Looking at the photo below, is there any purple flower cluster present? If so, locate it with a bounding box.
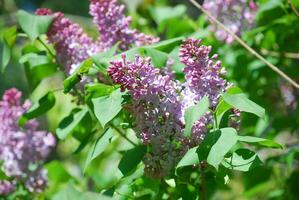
[36,8,101,74]
[203,0,258,43]
[36,0,158,74]
[89,0,159,51]
[109,55,185,177]
[108,38,229,178]
[0,88,55,195]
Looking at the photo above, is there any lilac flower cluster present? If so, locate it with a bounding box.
[108,39,228,178]
[36,0,158,74]
[89,0,159,51]
[109,55,185,178]
[203,0,258,43]
[0,88,55,195]
[36,8,101,74]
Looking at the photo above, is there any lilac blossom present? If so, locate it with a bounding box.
[36,8,101,74]
[0,88,55,194]
[108,38,230,178]
[203,0,258,43]
[89,0,159,50]
[0,180,15,196]
[108,55,186,178]
[36,0,159,75]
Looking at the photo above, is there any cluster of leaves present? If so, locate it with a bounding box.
[1,0,298,199]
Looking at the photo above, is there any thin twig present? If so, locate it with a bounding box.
[37,37,55,58]
[110,123,137,146]
[189,0,299,90]
[288,0,299,17]
[261,49,299,60]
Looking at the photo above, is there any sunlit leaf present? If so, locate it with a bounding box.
[222,148,262,171]
[17,10,54,41]
[92,89,123,128]
[183,96,210,137]
[56,107,91,140]
[19,91,56,126]
[222,93,265,118]
[238,136,283,149]
[84,128,114,172]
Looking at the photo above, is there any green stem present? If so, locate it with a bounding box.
[37,37,55,58]
[110,123,137,146]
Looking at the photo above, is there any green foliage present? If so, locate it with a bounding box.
[118,145,147,176]
[84,128,113,172]
[56,107,92,140]
[0,26,17,73]
[19,91,56,126]
[92,89,123,128]
[17,10,54,41]
[183,96,210,137]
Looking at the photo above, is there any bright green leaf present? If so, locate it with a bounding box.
[149,5,186,25]
[92,89,123,128]
[238,136,283,149]
[1,26,17,73]
[183,96,210,137]
[56,107,90,140]
[143,48,169,68]
[84,128,114,172]
[19,91,55,126]
[207,128,238,170]
[17,10,54,41]
[222,148,262,171]
[222,93,265,119]
[176,146,199,169]
[63,59,93,93]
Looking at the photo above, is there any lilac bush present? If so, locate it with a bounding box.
[0,88,55,195]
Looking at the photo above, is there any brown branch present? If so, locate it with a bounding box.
[288,0,299,18]
[189,0,299,90]
[261,49,299,60]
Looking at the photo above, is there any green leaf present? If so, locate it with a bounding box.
[17,10,54,41]
[63,59,93,93]
[149,5,186,25]
[237,136,283,149]
[84,128,114,172]
[143,48,169,68]
[222,148,262,171]
[45,161,71,183]
[22,52,58,90]
[176,146,199,169]
[92,43,118,73]
[215,86,243,125]
[118,145,147,176]
[222,93,265,119]
[183,96,210,137]
[1,26,17,73]
[92,89,123,128]
[56,107,91,140]
[197,128,238,170]
[147,37,184,53]
[19,91,55,126]
[207,128,238,170]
